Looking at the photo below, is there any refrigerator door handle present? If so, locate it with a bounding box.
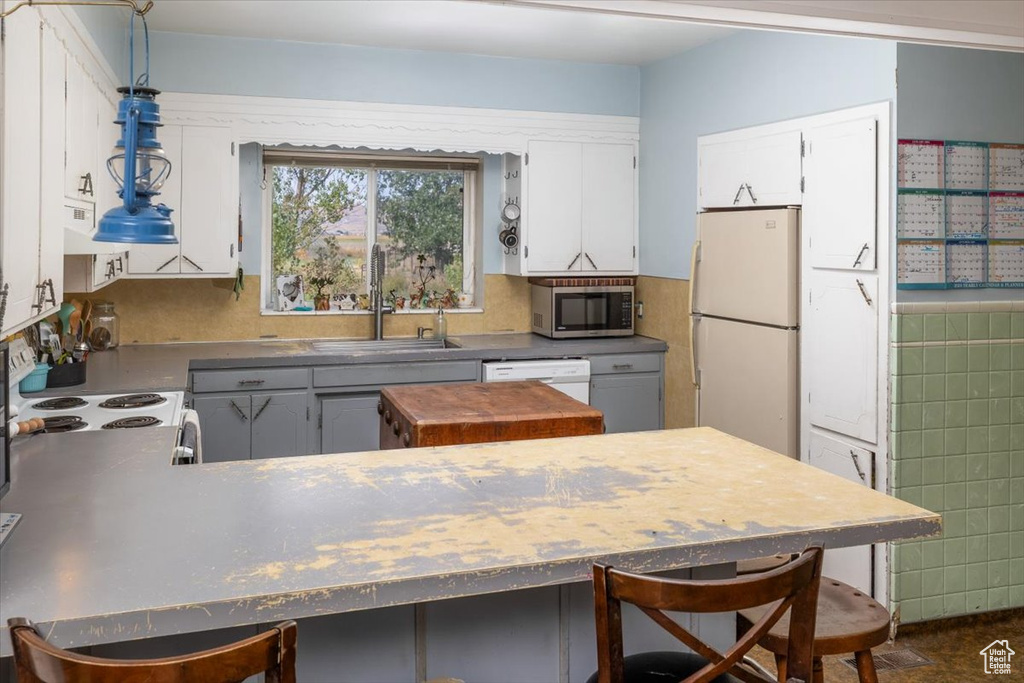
[689,239,701,315]
[690,314,700,388]
[689,238,701,388]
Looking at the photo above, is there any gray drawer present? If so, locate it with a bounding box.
[588,353,662,375]
[313,360,479,389]
[191,368,309,393]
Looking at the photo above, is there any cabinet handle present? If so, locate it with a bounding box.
[237,379,265,386]
[377,401,385,415]
[0,282,9,332]
[732,183,756,205]
[79,172,93,197]
[612,363,633,371]
[393,421,401,436]
[566,252,581,270]
[384,410,392,425]
[585,253,597,270]
[182,255,204,272]
[403,432,411,447]
[856,279,873,307]
[156,255,179,272]
[230,400,248,422]
[852,242,869,268]
[253,397,272,422]
[116,256,124,273]
[850,450,867,482]
[106,260,116,280]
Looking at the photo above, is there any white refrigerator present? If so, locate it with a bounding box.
[690,208,800,458]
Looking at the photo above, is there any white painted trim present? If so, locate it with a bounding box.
[157,92,640,155]
[49,7,121,103]
[501,0,1024,51]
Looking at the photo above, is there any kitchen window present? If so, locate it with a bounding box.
[262,148,480,312]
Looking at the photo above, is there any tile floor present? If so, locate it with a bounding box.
[748,607,1022,682]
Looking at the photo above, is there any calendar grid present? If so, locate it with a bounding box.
[897,138,1024,289]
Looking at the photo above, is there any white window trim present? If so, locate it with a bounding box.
[260,156,481,314]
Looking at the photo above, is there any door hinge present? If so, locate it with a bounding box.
[317,413,322,429]
[633,246,636,258]
[231,141,235,156]
[524,245,528,259]
[800,138,805,157]
[230,243,234,257]
[800,177,805,193]
[633,156,637,169]
[524,153,529,165]
[306,406,310,421]
[1,18,6,42]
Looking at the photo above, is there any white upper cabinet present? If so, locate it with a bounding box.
[518,140,637,275]
[40,25,66,308]
[64,56,99,202]
[805,271,878,444]
[1,8,45,337]
[698,129,802,209]
[803,118,877,270]
[129,124,239,277]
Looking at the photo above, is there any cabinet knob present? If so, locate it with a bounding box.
[403,432,411,447]
[384,410,392,425]
[393,421,401,436]
[377,401,384,415]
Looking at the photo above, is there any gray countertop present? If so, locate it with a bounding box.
[0,427,939,656]
[35,333,668,396]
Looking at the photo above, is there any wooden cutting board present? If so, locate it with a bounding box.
[378,380,604,449]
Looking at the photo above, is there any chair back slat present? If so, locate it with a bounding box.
[8,618,297,683]
[594,546,823,683]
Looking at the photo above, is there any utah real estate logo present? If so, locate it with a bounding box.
[980,640,1015,675]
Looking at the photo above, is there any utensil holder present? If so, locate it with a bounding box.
[46,361,87,388]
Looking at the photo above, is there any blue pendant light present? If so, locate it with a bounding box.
[95,8,176,244]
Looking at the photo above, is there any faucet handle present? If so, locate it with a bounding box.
[417,327,433,339]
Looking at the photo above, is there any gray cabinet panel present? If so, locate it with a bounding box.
[320,393,380,454]
[313,360,478,389]
[193,394,251,463]
[589,353,662,375]
[294,607,415,683]
[251,391,308,460]
[192,368,309,393]
[590,373,661,434]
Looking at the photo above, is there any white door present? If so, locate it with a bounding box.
[581,142,635,273]
[1,7,42,335]
[178,126,236,274]
[94,94,121,216]
[694,209,799,327]
[129,124,183,274]
[64,58,99,202]
[804,118,877,269]
[696,317,799,458]
[525,141,582,273]
[698,130,802,209]
[39,27,66,307]
[806,271,878,443]
[808,430,874,595]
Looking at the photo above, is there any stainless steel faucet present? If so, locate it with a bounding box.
[369,243,392,340]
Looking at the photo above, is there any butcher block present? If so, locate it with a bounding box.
[378,380,604,449]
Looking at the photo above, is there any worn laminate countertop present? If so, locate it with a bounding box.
[34,333,668,396]
[0,427,940,656]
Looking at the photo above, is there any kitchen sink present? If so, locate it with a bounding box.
[310,338,461,353]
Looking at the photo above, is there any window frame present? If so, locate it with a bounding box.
[260,149,482,314]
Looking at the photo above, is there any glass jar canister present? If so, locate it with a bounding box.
[90,301,120,350]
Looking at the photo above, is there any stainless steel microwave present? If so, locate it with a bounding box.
[531,284,634,339]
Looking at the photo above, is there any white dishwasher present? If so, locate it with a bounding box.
[482,359,591,404]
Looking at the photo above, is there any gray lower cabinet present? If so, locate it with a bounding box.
[320,393,381,454]
[192,394,252,463]
[193,391,308,463]
[589,353,664,434]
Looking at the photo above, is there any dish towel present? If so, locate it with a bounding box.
[232,266,245,301]
[179,409,202,464]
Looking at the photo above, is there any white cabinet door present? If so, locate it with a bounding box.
[64,57,99,202]
[39,27,66,312]
[806,271,878,443]
[698,130,802,209]
[94,94,120,216]
[807,430,874,595]
[804,118,877,270]
[179,126,237,274]
[128,124,183,274]
[1,7,42,336]
[582,142,635,273]
[525,141,582,273]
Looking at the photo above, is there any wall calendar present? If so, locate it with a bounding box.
[897,139,1024,289]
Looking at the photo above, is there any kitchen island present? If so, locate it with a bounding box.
[0,427,939,681]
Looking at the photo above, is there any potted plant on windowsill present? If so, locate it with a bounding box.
[308,276,335,311]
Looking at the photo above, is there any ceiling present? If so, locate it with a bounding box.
[143,0,736,66]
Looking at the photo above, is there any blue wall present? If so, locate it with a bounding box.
[148,31,640,117]
[639,30,897,279]
[895,44,1024,303]
[71,6,130,82]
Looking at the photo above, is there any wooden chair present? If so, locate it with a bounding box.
[8,617,297,683]
[589,546,823,683]
[738,577,890,683]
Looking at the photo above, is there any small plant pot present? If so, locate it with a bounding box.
[314,295,331,311]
